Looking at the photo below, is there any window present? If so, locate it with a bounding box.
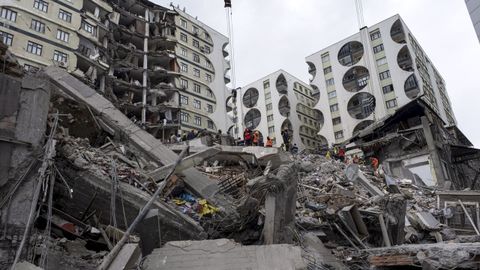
[330,103,339,112]
[376,57,387,66]
[370,30,381,40]
[24,64,38,72]
[379,70,391,80]
[180,95,188,105]
[180,19,187,28]
[373,44,384,53]
[326,78,335,86]
[181,63,188,73]
[332,117,341,125]
[82,21,95,35]
[56,29,70,42]
[193,83,201,93]
[205,73,212,82]
[328,91,337,99]
[1,8,17,22]
[267,126,275,134]
[180,78,188,88]
[33,0,49,13]
[205,61,212,69]
[386,98,397,109]
[382,84,394,94]
[30,19,45,33]
[180,33,187,42]
[180,112,189,122]
[181,47,187,57]
[263,80,270,89]
[194,116,201,126]
[26,41,42,56]
[53,50,67,63]
[207,89,213,97]
[323,66,332,74]
[0,31,13,46]
[193,39,199,48]
[207,104,213,113]
[321,53,330,63]
[58,9,72,23]
[335,131,344,139]
[192,26,199,34]
[193,68,200,77]
[193,99,201,109]
[266,103,272,110]
[265,92,271,99]
[203,46,210,53]
[193,53,200,63]
[267,114,274,122]
[207,120,214,129]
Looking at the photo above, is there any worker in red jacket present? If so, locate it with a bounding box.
[244,128,252,146]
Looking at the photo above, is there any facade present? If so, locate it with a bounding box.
[0,0,232,140]
[466,0,480,42]
[0,0,82,71]
[234,70,326,150]
[306,14,456,146]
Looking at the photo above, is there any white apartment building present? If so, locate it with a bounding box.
[234,70,325,150]
[306,14,456,146]
[466,0,480,42]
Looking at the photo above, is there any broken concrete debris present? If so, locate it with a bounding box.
[1,55,480,269]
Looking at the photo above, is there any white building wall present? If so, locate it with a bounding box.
[236,70,323,151]
[306,14,456,146]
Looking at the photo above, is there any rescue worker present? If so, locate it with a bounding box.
[244,128,252,146]
[252,130,260,146]
[265,136,273,147]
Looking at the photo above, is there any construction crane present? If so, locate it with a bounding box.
[224,0,241,138]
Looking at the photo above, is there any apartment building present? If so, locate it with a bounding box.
[0,0,81,71]
[306,14,456,145]
[466,0,480,42]
[234,70,326,150]
[0,0,232,140]
[173,6,232,135]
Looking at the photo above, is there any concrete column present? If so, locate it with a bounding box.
[421,116,445,186]
[263,164,298,244]
[142,9,150,125]
[99,75,106,93]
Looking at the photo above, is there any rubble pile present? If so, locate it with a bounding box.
[293,154,480,268]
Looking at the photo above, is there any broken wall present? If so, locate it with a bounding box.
[0,73,51,267]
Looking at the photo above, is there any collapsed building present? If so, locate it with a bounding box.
[0,49,480,269]
[0,0,233,140]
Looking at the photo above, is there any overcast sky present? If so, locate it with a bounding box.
[154,0,480,147]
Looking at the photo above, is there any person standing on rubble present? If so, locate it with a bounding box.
[253,130,260,146]
[370,156,379,171]
[244,128,252,146]
[265,136,273,147]
[281,129,290,151]
[338,147,345,162]
[187,129,195,140]
[170,133,177,144]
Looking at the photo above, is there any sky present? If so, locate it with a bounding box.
[154,0,480,147]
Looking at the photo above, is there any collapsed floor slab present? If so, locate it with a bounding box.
[141,239,307,270]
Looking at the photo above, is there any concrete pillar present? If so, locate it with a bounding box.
[141,9,150,125]
[263,164,298,244]
[421,116,445,186]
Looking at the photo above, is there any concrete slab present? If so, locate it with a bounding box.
[142,239,307,270]
[107,243,141,270]
[43,67,223,205]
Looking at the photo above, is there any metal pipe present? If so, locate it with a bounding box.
[97,147,189,270]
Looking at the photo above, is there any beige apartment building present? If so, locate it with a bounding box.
[0,0,233,140]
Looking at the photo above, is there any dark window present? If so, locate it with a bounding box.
[382,84,394,94]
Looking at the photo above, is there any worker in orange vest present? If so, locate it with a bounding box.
[265,137,273,147]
